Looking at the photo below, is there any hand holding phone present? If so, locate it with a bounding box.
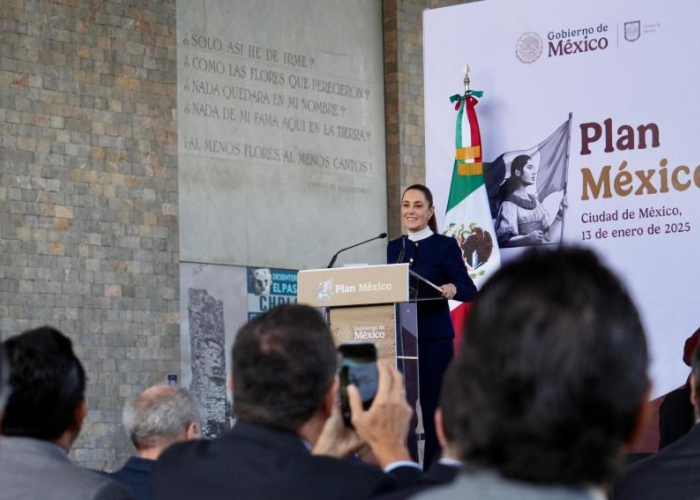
[338,343,378,428]
[346,360,413,468]
[311,382,366,459]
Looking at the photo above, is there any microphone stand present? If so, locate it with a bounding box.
[396,235,406,264]
[327,233,387,268]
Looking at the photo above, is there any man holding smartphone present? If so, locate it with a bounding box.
[152,304,421,500]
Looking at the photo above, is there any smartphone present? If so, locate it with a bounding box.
[338,342,378,427]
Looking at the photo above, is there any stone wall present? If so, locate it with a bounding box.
[0,0,475,470]
[0,0,178,469]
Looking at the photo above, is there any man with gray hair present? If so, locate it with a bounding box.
[108,385,201,500]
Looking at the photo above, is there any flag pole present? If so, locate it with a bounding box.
[559,112,573,241]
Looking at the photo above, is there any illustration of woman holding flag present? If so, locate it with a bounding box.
[495,154,568,247]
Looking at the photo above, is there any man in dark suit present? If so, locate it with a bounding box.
[657,326,700,449]
[0,327,133,500]
[614,339,700,500]
[107,385,201,500]
[413,248,650,500]
[151,304,421,500]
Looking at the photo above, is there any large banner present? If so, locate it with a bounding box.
[424,0,700,397]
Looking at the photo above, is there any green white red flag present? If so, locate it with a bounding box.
[443,89,501,287]
[442,88,501,342]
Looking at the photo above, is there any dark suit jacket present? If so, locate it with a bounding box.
[387,234,476,340]
[151,421,421,500]
[107,456,154,500]
[613,422,700,500]
[376,461,460,499]
[388,234,476,469]
[658,384,694,449]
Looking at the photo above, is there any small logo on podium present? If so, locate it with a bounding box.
[337,326,354,343]
[315,279,334,301]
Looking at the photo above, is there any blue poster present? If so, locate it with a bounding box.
[247,267,298,320]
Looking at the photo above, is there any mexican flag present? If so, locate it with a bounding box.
[443,89,501,345]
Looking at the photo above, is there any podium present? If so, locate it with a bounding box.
[297,263,442,463]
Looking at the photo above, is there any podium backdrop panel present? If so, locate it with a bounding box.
[329,305,396,360]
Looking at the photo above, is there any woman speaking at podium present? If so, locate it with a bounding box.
[387,184,477,468]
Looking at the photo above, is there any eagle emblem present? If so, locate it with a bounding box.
[444,223,494,271]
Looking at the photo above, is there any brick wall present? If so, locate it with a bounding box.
[0,0,178,469]
[383,0,474,237]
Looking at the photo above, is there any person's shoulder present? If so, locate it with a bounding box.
[55,462,133,500]
[504,193,537,210]
[498,198,518,215]
[304,455,408,485]
[416,469,594,500]
[90,477,134,500]
[158,434,225,465]
[0,438,132,500]
[150,434,245,499]
[431,233,453,243]
[307,456,424,498]
[106,456,152,483]
[262,454,390,499]
[299,454,385,479]
[430,233,460,250]
[388,236,403,248]
[661,385,691,406]
[387,236,404,261]
[411,471,482,500]
[613,428,700,497]
[613,454,660,499]
[654,422,700,457]
[390,234,453,247]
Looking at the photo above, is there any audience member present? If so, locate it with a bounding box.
[0,326,133,500]
[657,325,700,448]
[151,304,420,500]
[613,339,700,500]
[417,247,649,500]
[107,385,201,500]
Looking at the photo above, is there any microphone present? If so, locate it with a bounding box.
[396,235,406,263]
[326,233,388,268]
